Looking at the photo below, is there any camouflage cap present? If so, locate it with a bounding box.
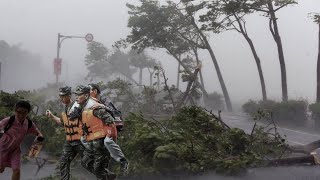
[59,86,72,96]
[73,85,91,95]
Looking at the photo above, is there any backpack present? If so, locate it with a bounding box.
[2,115,32,133]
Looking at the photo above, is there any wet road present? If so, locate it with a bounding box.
[221,112,320,146]
[2,112,320,180]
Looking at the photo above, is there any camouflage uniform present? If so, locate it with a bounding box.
[73,85,116,180]
[88,84,129,172]
[81,107,115,180]
[56,87,92,180]
[60,140,87,180]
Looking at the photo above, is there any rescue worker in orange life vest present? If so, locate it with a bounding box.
[71,85,128,179]
[88,83,128,173]
[88,83,124,132]
[45,87,96,180]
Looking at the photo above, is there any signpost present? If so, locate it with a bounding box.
[85,33,94,42]
[54,33,94,84]
[0,62,2,90]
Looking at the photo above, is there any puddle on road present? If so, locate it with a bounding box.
[2,163,320,180]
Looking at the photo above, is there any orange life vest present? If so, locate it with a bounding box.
[81,110,117,141]
[61,112,83,141]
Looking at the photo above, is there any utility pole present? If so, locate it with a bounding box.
[0,61,2,90]
[54,33,94,84]
[55,33,61,84]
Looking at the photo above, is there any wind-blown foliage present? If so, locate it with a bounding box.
[85,42,137,83]
[125,0,210,95]
[103,78,139,113]
[125,0,233,111]
[120,106,287,177]
[128,49,156,85]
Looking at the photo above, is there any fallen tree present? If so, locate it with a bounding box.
[266,142,320,167]
[118,106,289,177]
[289,140,320,155]
[2,89,319,179]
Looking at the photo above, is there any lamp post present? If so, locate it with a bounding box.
[0,41,9,90]
[54,33,94,84]
[0,57,8,91]
[0,61,2,90]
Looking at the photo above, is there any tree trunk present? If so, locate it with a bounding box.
[190,16,232,111]
[177,67,200,109]
[139,67,143,85]
[109,60,139,85]
[118,71,139,85]
[149,72,153,86]
[196,28,232,111]
[157,69,160,90]
[266,155,315,167]
[234,14,267,101]
[147,68,156,86]
[289,139,320,154]
[268,1,288,102]
[317,23,320,102]
[193,48,207,105]
[167,49,209,98]
[160,69,177,113]
[245,36,267,101]
[189,17,232,111]
[193,48,205,90]
[177,62,181,89]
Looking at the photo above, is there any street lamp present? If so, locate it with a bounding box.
[54,33,94,84]
[0,40,10,90]
[0,60,2,90]
[0,57,8,90]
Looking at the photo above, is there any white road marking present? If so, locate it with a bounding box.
[287,140,305,145]
[278,127,320,138]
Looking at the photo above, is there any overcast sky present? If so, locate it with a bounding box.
[0,0,319,107]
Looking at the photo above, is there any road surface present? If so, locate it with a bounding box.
[2,112,320,180]
[221,112,320,146]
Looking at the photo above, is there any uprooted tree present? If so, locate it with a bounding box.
[0,80,315,179]
[118,106,288,176]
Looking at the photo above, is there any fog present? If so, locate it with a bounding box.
[0,0,319,108]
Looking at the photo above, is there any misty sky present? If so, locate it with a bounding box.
[0,0,319,106]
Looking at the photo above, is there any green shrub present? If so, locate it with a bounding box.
[258,100,277,112]
[205,92,224,111]
[242,100,258,116]
[272,100,308,126]
[309,103,320,119]
[242,100,308,127]
[309,103,320,129]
